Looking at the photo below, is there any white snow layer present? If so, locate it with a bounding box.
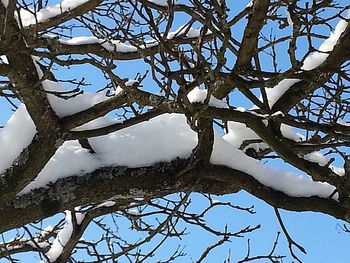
[0,75,121,175]
[0,9,344,200]
[2,104,334,198]
[60,36,139,53]
[280,124,305,142]
[303,151,329,166]
[222,115,303,151]
[265,79,299,107]
[167,25,202,39]
[147,0,168,6]
[266,17,348,107]
[187,87,228,108]
[45,211,74,262]
[33,59,126,118]
[223,121,268,152]
[0,0,8,8]
[19,113,197,193]
[302,18,349,71]
[224,16,348,165]
[211,134,335,198]
[72,117,121,132]
[58,24,202,52]
[232,17,348,154]
[18,0,90,27]
[0,55,8,64]
[0,104,36,174]
[43,80,111,118]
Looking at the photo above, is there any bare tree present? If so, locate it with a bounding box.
[0,0,349,262]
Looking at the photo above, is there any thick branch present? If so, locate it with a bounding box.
[1,160,348,234]
[213,0,269,99]
[0,5,62,201]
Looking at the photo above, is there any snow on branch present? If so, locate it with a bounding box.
[17,0,92,27]
[3,106,332,199]
[55,24,204,53]
[266,15,349,107]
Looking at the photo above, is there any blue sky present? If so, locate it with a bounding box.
[1,192,349,262]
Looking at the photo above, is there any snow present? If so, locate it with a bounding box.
[61,36,139,53]
[45,211,74,262]
[59,24,202,53]
[42,225,54,235]
[31,60,121,118]
[271,111,284,117]
[280,124,305,142]
[265,79,299,107]
[285,7,293,27]
[128,208,140,215]
[331,166,345,176]
[103,41,140,52]
[266,16,348,106]
[187,87,228,108]
[239,75,259,81]
[43,80,111,117]
[302,19,348,71]
[0,55,8,64]
[223,121,268,152]
[0,0,8,8]
[0,237,50,253]
[125,80,138,87]
[0,104,36,174]
[75,211,85,225]
[97,201,116,208]
[26,239,50,250]
[303,151,330,167]
[72,117,122,132]
[0,16,345,204]
[4,106,334,199]
[0,73,123,174]
[148,0,168,6]
[0,82,337,199]
[222,114,304,150]
[19,114,197,194]
[0,81,337,199]
[18,0,91,27]
[0,225,53,253]
[167,25,201,39]
[62,36,101,45]
[211,134,336,198]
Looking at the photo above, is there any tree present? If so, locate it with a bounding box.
[0,0,349,262]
